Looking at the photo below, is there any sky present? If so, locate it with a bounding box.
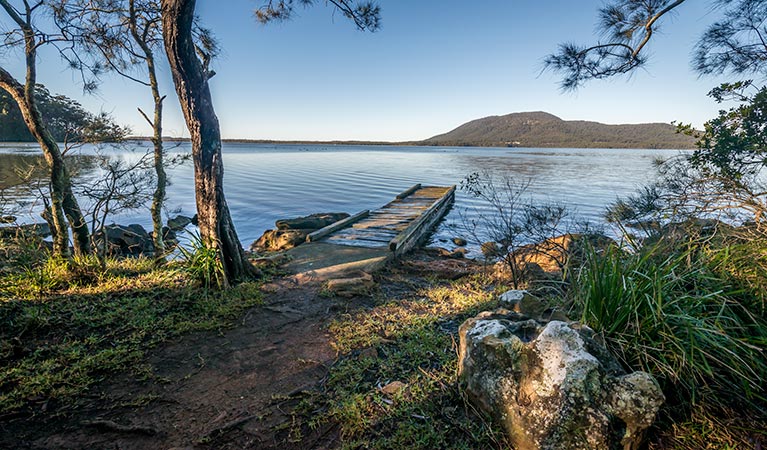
[2,0,740,141]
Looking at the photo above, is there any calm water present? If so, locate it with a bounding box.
[0,142,684,250]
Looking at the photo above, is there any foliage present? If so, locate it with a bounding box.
[0,252,263,416]
[460,170,593,288]
[179,231,225,289]
[0,85,126,143]
[570,241,767,410]
[608,82,767,234]
[683,81,767,181]
[255,0,381,31]
[693,0,767,76]
[545,0,767,89]
[82,148,156,264]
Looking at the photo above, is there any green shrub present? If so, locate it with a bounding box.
[179,231,224,289]
[571,243,767,408]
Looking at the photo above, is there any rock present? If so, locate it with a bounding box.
[493,260,547,284]
[0,222,50,238]
[250,212,351,252]
[162,226,177,244]
[481,241,502,258]
[451,247,468,258]
[498,289,548,318]
[167,214,193,231]
[250,229,310,252]
[427,246,467,259]
[325,271,375,297]
[452,237,468,246]
[380,381,406,396]
[97,224,154,256]
[509,233,616,275]
[458,311,664,450]
[275,212,349,231]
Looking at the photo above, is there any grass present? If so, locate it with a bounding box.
[569,238,767,448]
[0,236,264,416]
[300,273,510,450]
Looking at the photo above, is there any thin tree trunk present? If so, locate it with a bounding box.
[0,67,70,257]
[130,0,166,261]
[0,0,90,257]
[161,0,255,285]
[149,89,167,259]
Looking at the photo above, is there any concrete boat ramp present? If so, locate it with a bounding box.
[283,184,455,280]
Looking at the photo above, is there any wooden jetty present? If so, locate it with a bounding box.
[283,184,455,279]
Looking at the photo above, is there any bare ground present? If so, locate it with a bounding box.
[4,277,345,449]
[2,252,477,450]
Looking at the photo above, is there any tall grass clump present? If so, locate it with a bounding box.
[179,231,225,289]
[571,243,767,409]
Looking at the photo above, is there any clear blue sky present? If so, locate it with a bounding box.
[5,0,735,141]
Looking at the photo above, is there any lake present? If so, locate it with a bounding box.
[0,142,683,252]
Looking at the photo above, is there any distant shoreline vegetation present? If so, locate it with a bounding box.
[120,137,693,150]
[126,111,697,150]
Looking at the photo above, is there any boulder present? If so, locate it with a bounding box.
[458,310,664,450]
[275,212,349,231]
[97,224,154,256]
[250,229,310,252]
[325,271,375,297]
[251,212,351,252]
[481,241,502,259]
[496,233,616,281]
[167,214,194,231]
[0,222,50,238]
[452,237,468,247]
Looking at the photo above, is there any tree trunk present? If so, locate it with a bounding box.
[130,0,167,261]
[149,85,167,260]
[0,1,91,257]
[161,0,254,285]
[0,67,70,257]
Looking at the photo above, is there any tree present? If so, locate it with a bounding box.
[0,0,91,257]
[544,0,767,90]
[546,0,767,229]
[50,0,212,262]
[159,0,380,285]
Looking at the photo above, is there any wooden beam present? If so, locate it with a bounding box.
[396,183,421,199]
[306,210,370,242]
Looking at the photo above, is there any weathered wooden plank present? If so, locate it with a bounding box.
[332,229,399,241]
[325,236,389,247]
[389,185,456,253]
[353,222,410,231]
[315,185,454,252]
[307,210,369,242]
[369,212,421,219]
[396,183,421,199]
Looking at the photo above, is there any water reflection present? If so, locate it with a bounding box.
[0,143,686,250]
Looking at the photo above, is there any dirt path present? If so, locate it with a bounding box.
[7,277,347,450]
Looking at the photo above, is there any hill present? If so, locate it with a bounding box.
[422,111,696,149]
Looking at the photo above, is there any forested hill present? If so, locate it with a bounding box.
[422,111,697,149]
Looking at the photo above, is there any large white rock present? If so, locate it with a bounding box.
[458,310,664,450]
